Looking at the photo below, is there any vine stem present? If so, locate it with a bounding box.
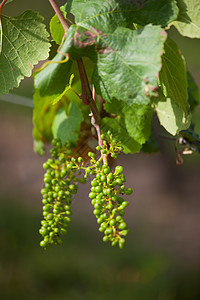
[48,0,69,33]
[48,1,107,163]
[0,0,8,14]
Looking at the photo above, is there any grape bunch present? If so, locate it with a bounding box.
[39,132,133,249]
[86,133,133,249]
[39,139,86,249]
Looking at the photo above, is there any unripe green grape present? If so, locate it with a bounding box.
[46,213,54,220]
[43,204,51,211]
[99,227,104,232]
[43,211,48,217]
[53,208,59,214]
[60,228,67,235]
[96,145,101,151]
[64,216,71,223]
[121,201,129,209]
[95,186,102,193]
[39,228,48,236]
[103,167,110,175]
[97,216,104,224]
[107,203,113,210]
[93,209,101,216]
[54,228,59,234]
[124,188,133,195]
[119,222,127,230]
[66,210,72,216]
[100,175,106,182]
[91,179,98,187]
[91,199,96,205]
[42,199,48,205]
[111,240,118,246]
[40,240,47,248]
[103,236,109,242]
[116,178,122,186]
[119,238,125,249]
[41,188,47,195]
[89,192,96,199]
[105,227,113,235]
[109,219,116,226]
[43,162,49,170]
[104,188,111,195]
[115,166,124,174]
[107,173,113,181]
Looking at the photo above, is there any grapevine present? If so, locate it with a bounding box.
[0,0,199,251]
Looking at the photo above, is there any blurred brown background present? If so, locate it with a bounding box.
[0,1,200,299]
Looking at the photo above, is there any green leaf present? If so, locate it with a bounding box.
[133,0,179,26]
[102,99,153,153]
[50,13,65,46]
[155,39,193,135]
[33,89,59,144]
[34,38,72,103]
[66,0,178,27]
[93,25,166,105]
[50,6,75,45]
[63,1,168,106]
[158,38,189,114]
[173,0,200,38]
[52,74,74,105]
[52,102,83,146]
[64,24,166,105]
[154,90,191,135]
[187,71,199,112]
[0,10,50,95]
[50,7,65,45]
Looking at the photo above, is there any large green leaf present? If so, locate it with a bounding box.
[155,39,191,135]
[158,38,189,114]
[154,89,191,135]
[52,102,83,146]
[93,25,166,105]
[0,10,50,95]
[63,23,166,105]
[65,0,178,27]
[173,0,200,38]
[102,99,153,153]
[50,2,167,106]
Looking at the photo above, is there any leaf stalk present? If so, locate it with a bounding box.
[0,0,8,15]
[48,0,69,33]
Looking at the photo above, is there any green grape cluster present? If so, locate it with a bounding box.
[39,138,86,249]
[39,132,133,250]
[86,132,133,249]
